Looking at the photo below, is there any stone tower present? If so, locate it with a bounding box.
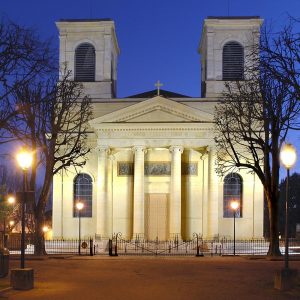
[56,19,120,98]
[199,16,263,98]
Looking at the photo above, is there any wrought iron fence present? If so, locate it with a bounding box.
[111,235,300,257]
[4,236,101,255]
[2,234,300,256]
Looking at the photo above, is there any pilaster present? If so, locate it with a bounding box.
[97,146,110,237]
[107,154,115,237]
[207,147,219,238]
[200,151,209,238]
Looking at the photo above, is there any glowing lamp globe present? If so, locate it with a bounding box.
[17,150,33,170]
[280,143,297,169]
[43,226,49,233]
[76,202,84,210]
[7,196,15,204]
[231,201,239,211]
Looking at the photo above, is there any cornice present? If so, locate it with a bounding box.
[94,122,214,132]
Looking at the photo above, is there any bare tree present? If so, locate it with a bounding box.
[0,19,91,254]
[260,18,300,96]
[11,70,92,255]
[0,164,23,240]
[215,21,300,256]
[0,18,54,142]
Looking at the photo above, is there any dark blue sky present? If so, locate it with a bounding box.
[1,0,299,98]
[1,0,300,173]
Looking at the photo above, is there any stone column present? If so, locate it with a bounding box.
[107,154,115,238]
[133,146,146,239]
[97,146,109,237]
[200,150,209,237]
[169,146,183,239]
[207,147,219,238]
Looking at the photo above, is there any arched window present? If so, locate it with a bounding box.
[75,43,95,82]
[223,173,243,218]
[222,41,244,80]
[73,173,93,217]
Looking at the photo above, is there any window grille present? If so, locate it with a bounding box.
[223,173,243,218]
[222,42,244,80]
[73,173,93,218]
[75,43,95,82]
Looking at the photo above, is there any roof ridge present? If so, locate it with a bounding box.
[127,89,191,98]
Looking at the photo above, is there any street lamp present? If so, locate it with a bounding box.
[7,196,15,205]
[16,148,33,269]
[3,195,15,248]
[76,202,84,255]
[280,143,297,270]
[42,226,49,233]
[9,220,15,229]
[42,226,49,241]
[231,200,239,256]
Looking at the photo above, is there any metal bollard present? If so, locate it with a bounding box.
[89,238,93,256]
[108,239,113,256]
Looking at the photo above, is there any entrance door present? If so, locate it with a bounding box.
[145,194,168,240]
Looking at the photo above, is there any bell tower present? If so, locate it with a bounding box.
[56,19,120,98]
[199,17,263,98]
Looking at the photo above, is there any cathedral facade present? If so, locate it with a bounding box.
[52,17,264,240]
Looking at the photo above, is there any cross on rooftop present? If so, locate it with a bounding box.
[155,80,163,96]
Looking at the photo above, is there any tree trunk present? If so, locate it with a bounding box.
[267,194,281,256]
[33,167,52,256]
[34,214,46,255]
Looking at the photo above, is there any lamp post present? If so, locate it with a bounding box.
[9,220,15,230]
[16,149,33,269]
[76,202,84,255]
[231,200,239,256]
[42,225,49,241]
[7,196,15,205]
[280,143,297,270]
[42,226,49,233]
[3,195,15,248]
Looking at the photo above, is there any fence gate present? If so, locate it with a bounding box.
[111,233,205,256]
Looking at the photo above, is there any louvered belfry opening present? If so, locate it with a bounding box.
[222,41,244,81]
[75,43,96,82]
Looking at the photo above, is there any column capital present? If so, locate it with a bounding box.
[200,147,209,160]
[132,146,147,154]
[97,146,110,154]
[169,146,184,154]
[207,146,216,153]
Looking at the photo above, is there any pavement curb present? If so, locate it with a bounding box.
[0,286,12,294]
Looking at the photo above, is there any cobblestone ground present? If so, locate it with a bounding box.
[1,256,300,300]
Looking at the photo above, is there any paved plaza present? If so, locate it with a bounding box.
[1,256,300,299]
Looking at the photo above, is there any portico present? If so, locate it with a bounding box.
[93,145,211,240]
[87,95,214,240]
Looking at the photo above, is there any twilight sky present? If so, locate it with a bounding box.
[1,0,300,173]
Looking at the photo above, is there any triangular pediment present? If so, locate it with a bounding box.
[90,96,213,126]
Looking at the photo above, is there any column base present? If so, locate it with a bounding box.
[169,233,182,241]
[11,268,34,290]
[274,268,298,291]
[132,233,144,240]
